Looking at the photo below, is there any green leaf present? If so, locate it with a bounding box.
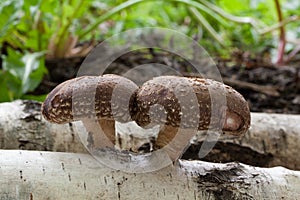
[22,94,47,102]
[0,0,24,39]
[2,48,25,78]
[2,48,47,99]
[0,71,13,102]
[21,51,46,93]
[0,70,22,99]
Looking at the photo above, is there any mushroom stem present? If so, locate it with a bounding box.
[83,119,115,150]
[99,119,116,145]
[155,125,178,148]
[155,125,198,161]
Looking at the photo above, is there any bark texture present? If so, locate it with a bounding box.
[0,150,299,200]
[1,101,300,199]
[0,100,86,153]
[192,112,300,170]
[1,101,300,170]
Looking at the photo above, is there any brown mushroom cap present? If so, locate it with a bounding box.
[133,76,250,136]
[42,74,138,124]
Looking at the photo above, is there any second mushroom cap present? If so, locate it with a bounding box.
[133,76,250,136]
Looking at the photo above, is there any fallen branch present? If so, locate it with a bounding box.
[183,73,280,96]
[222,77,280,97]
[0,150,299,199]
[1,100,300,170]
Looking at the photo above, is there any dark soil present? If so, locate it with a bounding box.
[182,141,274,168]
[218,62,300,114]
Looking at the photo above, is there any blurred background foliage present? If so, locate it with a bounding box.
[0,0,299,102]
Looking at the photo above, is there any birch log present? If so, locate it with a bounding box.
[0,100,86,153]
[0,150,300,200]
[192,112,300,170]
[1,100,300,170]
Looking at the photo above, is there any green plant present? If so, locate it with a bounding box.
[80,0,264,46]
[0,48,46,101]
[217,0,300,64]
[0,0,101,102]
[0,0,47,101]
[1,0,299,102]
[0,0,22,41]
[270,0,300,64]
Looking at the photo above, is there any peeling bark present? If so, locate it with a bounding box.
[0,150,299,200]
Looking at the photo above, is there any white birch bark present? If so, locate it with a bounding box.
[1,101,300,169]
[0,100,86,153]
[194,112,300,169]
[0,150,299,200]
[1,101,300,199]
